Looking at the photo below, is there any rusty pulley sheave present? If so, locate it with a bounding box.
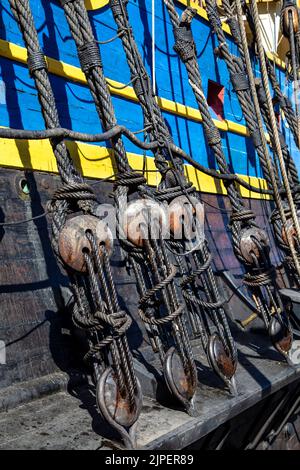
[169,195,237,391]
[239,227,270,265]
[109,0,238,396]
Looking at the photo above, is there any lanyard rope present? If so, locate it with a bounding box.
[162,0,293,360]
[8,0,141,449]
[59,0,198,416]
[108,0,238,393]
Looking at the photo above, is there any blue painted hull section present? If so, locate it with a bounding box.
[0,0,298,179]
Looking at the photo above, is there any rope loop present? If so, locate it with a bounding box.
[115,170,146,188]
[243,268,276,287]
[50,182,97,203]
[139,304,184,326]
[230,209,256,224]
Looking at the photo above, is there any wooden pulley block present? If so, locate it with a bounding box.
[58,215,113,272]
[168,195,204,238]
[282,5,300,36]
[122,199,167,247]
[240,227,269,264]
[282,213,300,247]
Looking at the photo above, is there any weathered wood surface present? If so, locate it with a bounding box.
[0,168,293,396]
[0,336,299,450]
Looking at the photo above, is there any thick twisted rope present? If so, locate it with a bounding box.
[243,1,300,149]
[163,0,256,258]
[205,0,300,279]
[161,0,288,336]
[59,0,199,396]
[10,0,140,418]
[224,0,300,199]
[247,0,300,274]
[108,0,236,362]
[8,0,96,256]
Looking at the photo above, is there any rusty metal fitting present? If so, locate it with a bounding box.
[269,316,293,356]
[208,334,237,381]
[282,212,300,247]
[58,215,113,272]
[122,199,167,247]
[240,227,269,264]
[281,5,300,37]
[168,195,204,238]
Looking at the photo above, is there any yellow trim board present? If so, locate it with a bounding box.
[85,0,108,9]
[0,38,252,138]
[0,135,270,200]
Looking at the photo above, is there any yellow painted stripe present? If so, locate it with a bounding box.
[0,136,270,200]
[85,0,108,10]
[0,38,252,137]
[84,0,285,69]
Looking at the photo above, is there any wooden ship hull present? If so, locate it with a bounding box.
[0,0,300,449]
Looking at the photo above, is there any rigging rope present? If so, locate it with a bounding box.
[243,2,300,149]
[59,0,199,416]
[161,0,292,359]
[234,0,300,281]
[205,0,300,282]
[248,0,300,269]
[8,0,141,449]
[280,0,300,146]
[108,0,238,391]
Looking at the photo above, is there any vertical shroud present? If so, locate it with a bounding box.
[162,0,294,361]
[8,0,142,449]
[216,0,300,286]
[59,0,200,417]
[107,0,238,393]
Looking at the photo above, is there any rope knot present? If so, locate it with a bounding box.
[78,41,102,73]
[48,182,97,213]
[96,309,132,336]
[230,209,255,224]
[115,170,146,188]
[27,51,47,76]
[173,25,196,62]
